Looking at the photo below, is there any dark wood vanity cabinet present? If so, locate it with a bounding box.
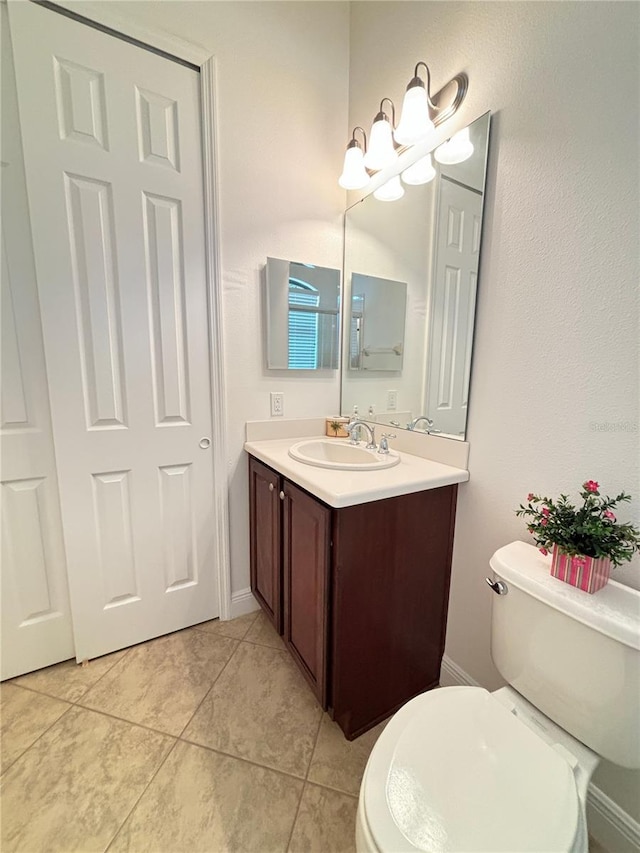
[283,480,331,706]
[248,459,282,631]
[248,454,458,740]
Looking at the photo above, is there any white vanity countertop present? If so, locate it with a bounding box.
[244,437,469,508]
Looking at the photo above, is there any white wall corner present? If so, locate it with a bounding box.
[229,588,260,620]
[440,656,640,853]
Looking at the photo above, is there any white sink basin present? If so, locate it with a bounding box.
[288,439,400,471]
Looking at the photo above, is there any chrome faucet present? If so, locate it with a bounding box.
[348,419,376,450]
[407,416,434,433]
[347,413,362,445]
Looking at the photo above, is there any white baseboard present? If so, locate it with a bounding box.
[228,588,260,620]
[440,654,480,688]
[587,785,640,853]
[440,655,640,853]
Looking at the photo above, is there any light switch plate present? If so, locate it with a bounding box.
[387,390,398,411]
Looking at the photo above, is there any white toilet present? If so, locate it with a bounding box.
[356,540,640,853]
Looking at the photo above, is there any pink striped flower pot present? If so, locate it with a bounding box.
[550,545,611,594]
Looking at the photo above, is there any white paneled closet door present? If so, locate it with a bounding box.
[8,1,220,662]
[1,6,75,679]
[426,178,483,437]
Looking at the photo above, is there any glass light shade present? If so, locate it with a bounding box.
[373,176,405,202]
[434,127,474,165]
[394,85,435,146]
[364,116,397,171]
[401,153,436,186]
[338,145,369,190]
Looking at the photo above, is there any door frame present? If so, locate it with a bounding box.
[33,0,232,620]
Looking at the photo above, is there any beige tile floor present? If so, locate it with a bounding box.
[1,611,374,853]
[0,610,611,853]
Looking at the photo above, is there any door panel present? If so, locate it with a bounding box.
[8,1,219,661]
[427,178,482,436]
[1,6,74,679]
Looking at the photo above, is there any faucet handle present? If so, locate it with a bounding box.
[378,433,396,454]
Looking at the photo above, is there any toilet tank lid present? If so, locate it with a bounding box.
[490,541,640,651]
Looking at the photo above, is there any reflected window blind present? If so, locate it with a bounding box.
[288,291,319,369]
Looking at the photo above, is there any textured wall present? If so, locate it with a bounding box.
[349,0,639,822]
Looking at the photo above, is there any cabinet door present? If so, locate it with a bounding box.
[283,480,330,705]
[249,457,282,632]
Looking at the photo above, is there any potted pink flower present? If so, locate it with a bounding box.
[516,481,640,593]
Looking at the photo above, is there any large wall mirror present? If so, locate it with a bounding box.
[341,111,491,439]
[265,258,340,370]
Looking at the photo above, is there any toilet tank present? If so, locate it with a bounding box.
[489,541,640,769]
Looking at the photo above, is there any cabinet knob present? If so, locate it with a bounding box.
[269,483,274,492]
[279,490,285,500]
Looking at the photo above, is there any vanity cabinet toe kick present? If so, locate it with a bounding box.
[248,455,458,740]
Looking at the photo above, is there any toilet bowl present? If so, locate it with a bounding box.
[355,685,596,853]
[355,541,640,853]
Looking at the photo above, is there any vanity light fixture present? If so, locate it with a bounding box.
[338,65,468,194]
[373,175,405,202]
[394,62,436,146]
[364,98,398,171]
[434,126,474,165]
[338,127,369,190]
[401,152,436,186]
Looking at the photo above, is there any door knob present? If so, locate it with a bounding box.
[199,437,211,449]
[279,491,285,500]
[269,483,274,492]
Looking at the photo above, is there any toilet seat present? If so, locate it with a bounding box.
[361,686,580,853]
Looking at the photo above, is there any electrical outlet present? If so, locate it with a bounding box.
[387,390,398,411]
[270,392,284,417]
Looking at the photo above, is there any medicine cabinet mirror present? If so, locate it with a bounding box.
[265,258,341,370]
[341,111,491,439]
[349,273,407,371]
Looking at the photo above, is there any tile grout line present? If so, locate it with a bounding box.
[284,708,325,851]
[87,615,251,852]
[70,647,134,705]
[16,627,274,748]
[178,734,312,785]
[173,621,293,744]
[73,638,242,739]
[9,647,133,708]
[174,636,243,740]
[2,681,75,707]
[77,630,241,734]
[103,737,180,853]
[301,778,359,801]
[0,702,75,778]
[72,702,183,739]
[235,636,287,652]
[6,616,361,853]
[3,625,250,784]
[101,618,269,852]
